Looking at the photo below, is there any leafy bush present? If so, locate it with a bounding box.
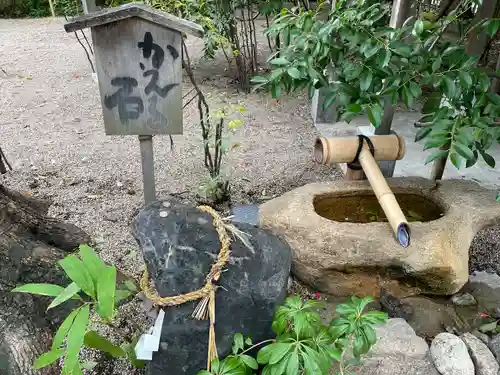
[254,0,500,172]
[11,245,143,373]
[198,295,388,375]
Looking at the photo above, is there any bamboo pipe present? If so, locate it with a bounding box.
[314,135,410,247]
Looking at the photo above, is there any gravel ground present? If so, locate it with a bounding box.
[1,16,499,375]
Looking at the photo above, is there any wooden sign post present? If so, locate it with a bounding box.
[64,3,203,205]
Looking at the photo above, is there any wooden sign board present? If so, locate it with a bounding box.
[92,19,182,135]
[65,3,204,136]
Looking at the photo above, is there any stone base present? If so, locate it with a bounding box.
[259,177,500,297]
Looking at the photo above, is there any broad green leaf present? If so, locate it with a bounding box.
[425,149,449,165]
[362,325,377,346]
[251,76,269,84]
[360,70,373,91]
[479,321,498,333]
[366,103,383,128]
[402,86,414,108]
[487,19,500,37]
[432,57,441,72]
[415,127,432,142]
[408,82,422,100]
[377,49,391,68]
[480,150,496,168]
[271,84,282,99]
[220,357,240,373]
[257,344,274,364]
[115,289,133,303]
[496,192,500,202]
[347,103,362,113]
[486,92,500,106]
[442,77,456,99]
[353,333,368,358]
[122,336,145,369]
[84,331,125,358]
[34,349,64,369]
[245,337,252,346]
[449,152,462,169]
[286,351,299,375]
[12,283,64,297]
[232,333,244,354]
[198,371,212,375]
[323,92,336,109]
[73,362,83,375]
[287,67,301,79]
[124,279,138,292]
[458,72,472,89]
[78,244,106,283]
[423,138,448,151]
[59,255,95,298]
[413,20,424,36]
[453,143,474,160]
[47,282,81,310]
[270,57,290,66]
[240,354,258,369]
[466,150,478,168]
[62,304,90,374]
[80,360,98,370]
[268,343,291,365]
[97,266,116,320]
[52,307,81,350]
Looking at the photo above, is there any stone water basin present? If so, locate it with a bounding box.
[259,177,500,297]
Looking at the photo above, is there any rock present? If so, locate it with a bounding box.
[472,330,490,345]
[259,177,500,296]
[379,287,413,320]
[402,296,469,339]
[460,332,499,375]
[465,271,500,316]
[347,319,439,375]
[430,333,474,375]
[452,293,477,306]
[488,334,500,362]
[132,201,292,375]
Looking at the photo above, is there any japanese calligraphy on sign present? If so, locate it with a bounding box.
[92,17,183,135]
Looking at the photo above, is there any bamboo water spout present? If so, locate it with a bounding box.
[314,134,410,247]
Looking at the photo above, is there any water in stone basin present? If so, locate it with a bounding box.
[313,193,445,223]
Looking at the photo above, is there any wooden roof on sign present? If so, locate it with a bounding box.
[64,2,204,38]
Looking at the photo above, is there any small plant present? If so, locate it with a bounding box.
[11,244,143,373]
[198,105,246,203]
[198,295,388,375]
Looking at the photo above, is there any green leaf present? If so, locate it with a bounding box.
[115,289,133,303]
[449,152,462,169]
[413,20,424,35]
[453,143,474,160]
[362,325,377,346]
[270,57,290,66]
[12,283,64,297]
[458,71,472,89]
[422,92,442,114]
[96,266,116,320]
[366,103,383,128]
[409,82,422,100]
[286,351,299,375]
[232,333,244,354]
[496,192,500,202]
[347,103,362,113]
[84,331,126,358]
[73,362,83,375]
[402,86,414,108]
[424,138,448,151]
[240,354,258,369]
[251,76,269,84]
[487,19,500,37]
[377,49,391,68]
[323,91,336,109]
[62,304,90,374]
[480,150,496,168]
[47,282,81,310]
[271,84,282,99]
[59,255,95,298]
[257,344,274,364]
[245,337,252,346]
[432,57,441,72]
[442,77,456,99]
[486,92,500,106]
[360,70,373,91]
[479,321,498,333]
[52,307,81,350]
[287,67,301,79]
[34,349,64,369]
[122,335,145,369]
[425,149,449,165]
[80,360,98,370]
[268,343,291,365]
[78,244,106,283]
[415,127,432,142]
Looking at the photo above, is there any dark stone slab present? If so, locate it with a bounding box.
[132,200,292,375]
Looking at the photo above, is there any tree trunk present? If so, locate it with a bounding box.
[0,184,90,375]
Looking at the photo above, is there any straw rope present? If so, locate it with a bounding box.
[139,205,231,370]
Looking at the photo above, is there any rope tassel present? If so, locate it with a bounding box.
[140,205,233,371]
